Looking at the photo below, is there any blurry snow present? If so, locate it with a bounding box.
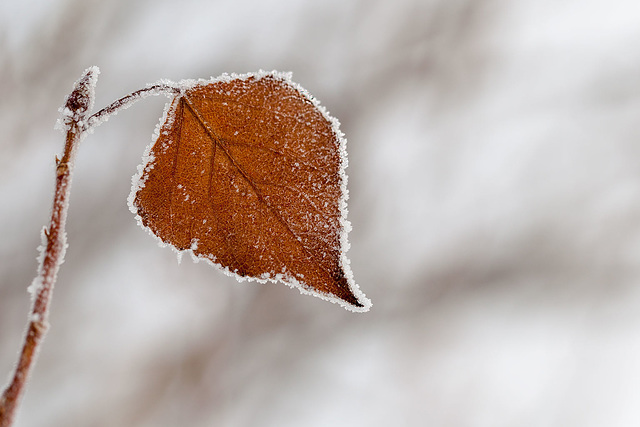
[0,0,55,51]
[3,0,640,426]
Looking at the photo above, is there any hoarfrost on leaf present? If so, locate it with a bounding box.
[130,70,371,312]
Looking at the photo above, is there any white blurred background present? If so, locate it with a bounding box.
[2,0,640,426]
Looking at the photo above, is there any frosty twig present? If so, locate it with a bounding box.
[0,68,179,426]
[0,67,98,427]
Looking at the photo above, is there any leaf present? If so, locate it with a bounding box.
[129,71,370,311]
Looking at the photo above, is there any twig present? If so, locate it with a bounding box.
[0,67,176,427]
[0,67,98,427]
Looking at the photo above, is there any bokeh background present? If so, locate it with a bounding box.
[3,0,640,426]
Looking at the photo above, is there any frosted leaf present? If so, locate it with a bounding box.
[129,71,371,312]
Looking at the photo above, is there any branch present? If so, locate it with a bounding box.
[1,69,181,426]
[86,82,180,130]
[0,67,98,427]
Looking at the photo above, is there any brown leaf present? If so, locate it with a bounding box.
[130,71,370,311]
